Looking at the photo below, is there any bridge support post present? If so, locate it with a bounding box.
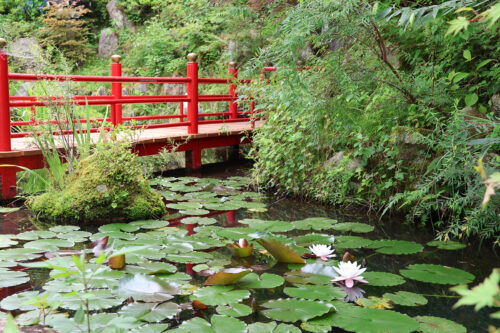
[185,139,201,173]
[229,62,238,119]
[111,55,122,126]
[0,167,16,199]
[0,38,12,152]
[187,53,199,134]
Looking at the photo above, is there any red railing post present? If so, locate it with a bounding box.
[229,61,238,119]
[111,55,122,126]
[0,38,11,151]
[186,53,198,134]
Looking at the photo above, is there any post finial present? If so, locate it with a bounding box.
[0,38,6,49]
[187,53,198,62]
[229,61,237,69]
[111,55,122,63]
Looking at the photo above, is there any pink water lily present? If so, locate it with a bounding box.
[308,244,336,261]
[331,261,368,288]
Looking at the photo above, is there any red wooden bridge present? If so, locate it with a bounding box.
[0,38,284,199]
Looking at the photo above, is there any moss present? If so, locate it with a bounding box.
[27,143,166,224]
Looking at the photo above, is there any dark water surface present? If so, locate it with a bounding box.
[0,161,498,332]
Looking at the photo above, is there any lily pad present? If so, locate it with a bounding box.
[284,284,346,301]
[368,240,423,255]
[24,239,75,251]
[237,273,285,289]
[383,291,428,306]
[217,228,258,240]
[335,235,374,249]
[239,219,294,232]
[0,248,43,261]
[400,264,475,285]
[415,316,466,333]
[356,296,393,309]
[168,315,246,333]
[190,285,250,305]
[330,305,419,333]
[0,291,40,311]
[119,302,180,322]
[58,289,124,311]
[167,251,213,264]
[119,274,181,302]
[129,220,170,229]
[332,222,374,233]
[0,270,30,288]
[0,207,21,213]
[427,240,466,250]
[216,303,252,317]
[292,217,338,231]
[126,262,177,275]
[362,272,406,286]
[0,235,18,248]
[248,322,301,333]
[257,238,305,264]
[260,298,331,322]
[16,230,56,240]
[167,202,203,210]
[99,223,141,233]
[180,217,217,225]
[204,268,252,286]
[293,234,336,246]
[180,208,210,216]
[49,225,80,233]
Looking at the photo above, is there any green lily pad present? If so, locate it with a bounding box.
[217,227,257,240]
[167,251,213,264]
[24,239,75,251]
[90,231,136,241]
[126,262,177,275]
[216,303,252,317]
[383,291,428,306]
[190,285,250,306]
[292,217,338,231]
[167,202,203,210]
[119,274,181,302]
[400,264,475,285]
[0,207,21,213]
[0,235,17,248]
[293,234,336,246]
[130,220,170,229]
[415,316,466,333]
[284,284,346,301]
[248,322,301,333]
[204,268,252,286]
[257,238,305,264]
[239,219,294,232]
[427,240,466,250]
[49,225,80,233]
[0,291,40,311]
[330,305,419,333]
[168,315,246,333]
[335,235,374,249]
[356,297,393,309]
[119,302,180,322]
[58,289,124,311]
[362,272,406,286]
[237,273,285,289]
[56,231,92,242]
[180,208,210,216]
[99,223,141,233]
[368,240,423,255]
[0,248,42,261]
[260,298,331,322]
[16,230,56,240]
[332,222,374,233]
[180,217,217,225]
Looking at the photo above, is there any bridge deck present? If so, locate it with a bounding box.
[0,120,263,158]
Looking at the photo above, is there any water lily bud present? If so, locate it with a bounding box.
[108,254,125,269]
[192,300,208,311]
[238,238,249,248]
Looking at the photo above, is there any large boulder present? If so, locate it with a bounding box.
[27,142,166,223]
[9,38,42,70]
[98,28,119,58]
[491,94,500,117]
[106,0,135,30]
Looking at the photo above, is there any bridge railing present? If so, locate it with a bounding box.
[0,39,263,152]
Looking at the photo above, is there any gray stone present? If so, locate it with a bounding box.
[9,38,42,70]
[98,28,119,58]
[106,0,135,30]
[134,83,149,94]
[162,79,186,96]
[325,151,361,171]
[491,94,500,117]
[94,86,107,96]
[15,82,34,97]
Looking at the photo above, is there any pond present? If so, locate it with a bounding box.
[0,163,497,332]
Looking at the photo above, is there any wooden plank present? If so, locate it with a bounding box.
[0,120,262,159]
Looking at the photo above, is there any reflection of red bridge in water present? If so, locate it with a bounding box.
[0,37,292,199]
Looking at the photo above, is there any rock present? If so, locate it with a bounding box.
[134,83,149,94]
[9,38,42,70]
[94,86,108,96]
[15,82,34,97]
[162,79,186,96]
[106,0,135,30]
[98,28,119,58]
[491,94,500,117]
[325,151,361,171]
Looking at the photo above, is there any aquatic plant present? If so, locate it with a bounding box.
[331,261,368,288]
[308,244,336,261]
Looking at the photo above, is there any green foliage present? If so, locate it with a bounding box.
[451,268,500,315]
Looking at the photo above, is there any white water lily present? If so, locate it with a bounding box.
[308,244,336,261]
[331,261,368,288]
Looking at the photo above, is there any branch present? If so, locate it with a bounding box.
[370,21,402,82]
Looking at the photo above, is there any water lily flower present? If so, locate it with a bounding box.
[238,238,249,248]
[331,261,368,288]
[308,244,336,261]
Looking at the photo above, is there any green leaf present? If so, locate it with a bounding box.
[0,207,21,213]
[216,303,252,317]
[446,16,469,36]
[415,316,466,333]
[293,234,335,246]
[119,302,180,322]
[332,222,374,233]
[284,284,346,301]
[0,270,30,288]
[292,217,338,231]
[99,223,141,233]
[0,235,18,248]
[168,315,246,333]
[362,272,406,287]
[367,240,423,255]
[0,291,40,311]
[426,240,466,250]
[166,251,213,264]
[462,50,471,61]
[237,273,285,289]
[24,239,75,252]
[180,217,217,225]
[191,286,250,306]
[260,298,330,322]
[257,238,305,264]
[5,313,19,333]
[400,264,475,285]
[383,291,428,306]
[451,268,499,310]
[239,219,294,232]
[335,236,373,249]
[204,268,251,286]
[119,274,181,302]
[465,93,478,106]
